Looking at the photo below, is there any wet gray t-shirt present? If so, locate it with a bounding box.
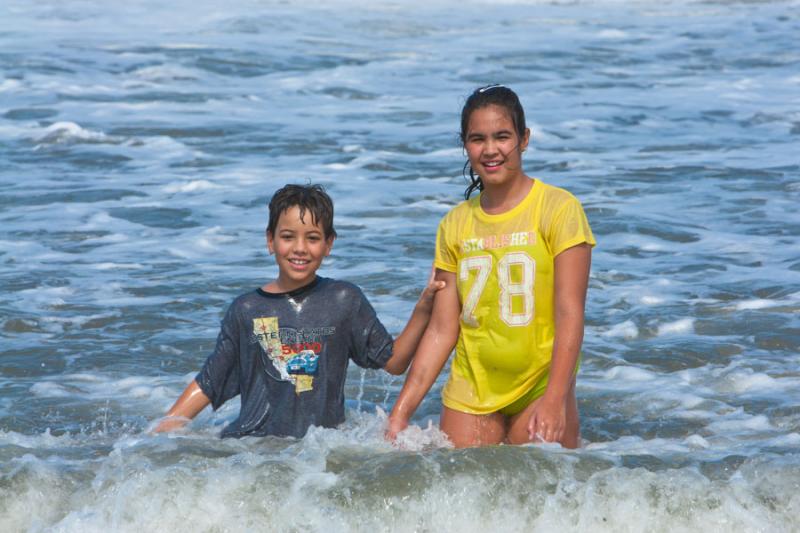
[196,276,393,438]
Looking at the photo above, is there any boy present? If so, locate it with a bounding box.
[154,184,442,438]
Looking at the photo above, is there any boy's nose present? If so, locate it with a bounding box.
[293,239,308,253]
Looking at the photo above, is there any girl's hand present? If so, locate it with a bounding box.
[526,393,567,444]
[385,415,409,442]
[415,265,446,315]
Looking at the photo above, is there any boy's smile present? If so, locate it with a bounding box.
[266,205,333,293]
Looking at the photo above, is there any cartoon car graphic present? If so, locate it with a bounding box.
[287,350,319,375]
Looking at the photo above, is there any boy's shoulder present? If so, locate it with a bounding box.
[316,276,366,301]
[223,288,268,315]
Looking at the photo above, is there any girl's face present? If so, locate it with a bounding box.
[464,104,530,189]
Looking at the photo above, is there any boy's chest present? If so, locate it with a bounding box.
[244,307,348,388]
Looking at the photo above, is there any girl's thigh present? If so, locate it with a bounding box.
[506,378,580,449]
[440,405,506,448]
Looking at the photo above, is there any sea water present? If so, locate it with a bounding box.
[1,0,799,531]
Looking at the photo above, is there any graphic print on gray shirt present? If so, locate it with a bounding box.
[196,277,394,438]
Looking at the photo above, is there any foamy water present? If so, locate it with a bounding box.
[1,0,799,531]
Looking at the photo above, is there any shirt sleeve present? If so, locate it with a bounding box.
[348,288,394,369]
[195,302,242,410]
[433,215,458,273]
[547,195,596,257]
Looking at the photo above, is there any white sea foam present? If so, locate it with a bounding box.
[0,428,77,449]
[684,434,710,449]
[0,78,23,92]
[585,435,689,455]
[720,368,795,394]
[561,119,601,130]
[597,29,627,39]
[3,419,787,533]
[134,136,199,161]
[707,413,774,433]
[640,242,664,251]
[35,121,114,144]
[769,432,800,446]
[14,286,73,311]
[92,262,145,270]
[601,319,638,339]
[602,365,656,382]
[162,180,221,193]
[734,298,775,310]
[30,382,74,398]
[132,65,202,82]
[167,233,233,258]
[29,373,178,403]
[656,318,695,336]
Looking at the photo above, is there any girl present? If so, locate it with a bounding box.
[387,85,595,448]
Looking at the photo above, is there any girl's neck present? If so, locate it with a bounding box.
[480,175,534,215]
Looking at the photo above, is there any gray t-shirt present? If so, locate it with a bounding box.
[196,276,393,438]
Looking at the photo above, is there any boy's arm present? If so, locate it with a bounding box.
[526,243,591,443]
[382,267,446,375]
[386,269,460,438]
[152,379,211,433]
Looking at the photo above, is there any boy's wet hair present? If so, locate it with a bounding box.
[267,184,337,239]
[460,84,527,199]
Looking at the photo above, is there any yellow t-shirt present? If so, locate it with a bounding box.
[434,179,596,414]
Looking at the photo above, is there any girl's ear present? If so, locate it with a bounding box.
[266,231,275,254]
[521,128,531,152]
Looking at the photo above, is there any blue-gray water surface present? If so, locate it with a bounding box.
[1,0,799,531]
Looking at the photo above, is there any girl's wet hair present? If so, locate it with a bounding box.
[267,184,337,239]
[460,84,527,199]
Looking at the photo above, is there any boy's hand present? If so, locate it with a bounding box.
[416,266,446,314]
[151,416,190,433]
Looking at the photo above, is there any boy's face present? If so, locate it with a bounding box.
[267,205,333,291]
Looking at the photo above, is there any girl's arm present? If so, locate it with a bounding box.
[526,243,592,443]
[152,379,211,432]
[387,269,460,438]
[383,267,446,375]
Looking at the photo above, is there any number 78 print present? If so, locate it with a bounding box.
[459,252,535,327]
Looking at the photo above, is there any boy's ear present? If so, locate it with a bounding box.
[266,231,275,254]
[324,235,335,256]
